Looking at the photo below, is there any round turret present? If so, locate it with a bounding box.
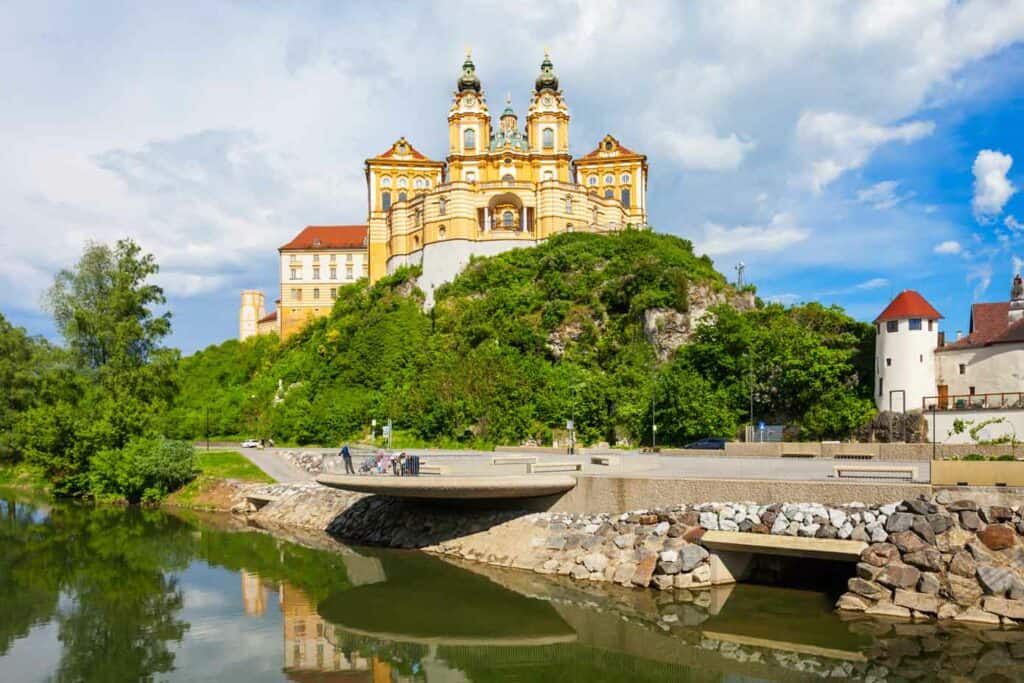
[873,290,943,413]
[457,54,481,93]
[534,53,558,92]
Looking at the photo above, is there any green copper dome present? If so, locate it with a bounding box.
[534,54,558,92]
[457,54,481,93]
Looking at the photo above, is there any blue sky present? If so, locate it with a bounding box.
[2,1,1023,352]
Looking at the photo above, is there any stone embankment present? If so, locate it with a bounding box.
[228,480,1024,627]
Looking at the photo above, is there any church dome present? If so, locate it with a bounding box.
[457,54,481,93]
[534,53,559,92]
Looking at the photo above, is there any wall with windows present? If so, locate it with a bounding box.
[936,343,1024,399]
[277,247,369,339]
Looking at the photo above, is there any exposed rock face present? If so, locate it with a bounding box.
[642,285,754,361]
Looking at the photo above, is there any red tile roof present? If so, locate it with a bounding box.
[579,135,642,160]
[257,310,277,324]
[375,137,429,160]
[874,290,943,323]
[279,225,367,251]
[939,302,1024,350]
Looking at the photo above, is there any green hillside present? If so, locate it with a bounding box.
[164,230,875,447]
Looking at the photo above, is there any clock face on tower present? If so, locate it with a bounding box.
[463,94,476,107]
[541,94,554,106]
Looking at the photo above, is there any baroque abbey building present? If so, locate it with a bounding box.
[241,53,648,340]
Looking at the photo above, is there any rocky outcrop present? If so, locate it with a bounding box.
[643,285,755,361]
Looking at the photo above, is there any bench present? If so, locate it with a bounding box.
[528,462,583,474]
[834,465,917,481]
[419,464,449,476]
[491,455,538,465]
[590,455,620,467]
[781,452,815,458]
[834,453,875,460]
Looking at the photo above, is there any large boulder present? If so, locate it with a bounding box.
[877,562,922,589]
[978,524,1016,551]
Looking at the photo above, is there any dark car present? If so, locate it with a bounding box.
[684,437,727,450]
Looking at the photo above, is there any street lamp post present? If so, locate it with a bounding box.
[651,375,657,450]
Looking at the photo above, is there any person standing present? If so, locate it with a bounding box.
[341,443,354,475]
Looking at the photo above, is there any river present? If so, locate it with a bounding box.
[2,492,1023,682]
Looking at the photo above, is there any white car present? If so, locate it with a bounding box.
[240,439,260,448]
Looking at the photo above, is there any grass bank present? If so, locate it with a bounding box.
[165,449,274,510]
[0,462,49,491]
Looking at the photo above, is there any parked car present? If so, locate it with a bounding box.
[684,437,727,450]
[240,439,260,448]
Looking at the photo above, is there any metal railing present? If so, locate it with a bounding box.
[923,392,1024,411]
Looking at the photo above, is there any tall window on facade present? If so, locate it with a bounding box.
[886,320,899,332]
[438,225,446,238]
[313,267,320,280]
[542,127,554,148]
[928,320,935,331]
[439,198,446,215]
[503,211,514,228]
[588,175,597,186]
[398,191,407,202]
[621,188,631,208]
[565,197,572,213]
[414,178,424,189]
[346,254,353,262]
[604,174,614,185]
[346,265,353,280]
[909,318,922,331]
[621,173,631,184]
[398,177,408,187]
[464,128,476,149]
[381,191,391,211]
[329,267,337,280]
[959,363,967,375]
[330,288,337,299]
[313,288,320,300]
[878,378,883,396]
[291,288,302,301]
[362,263,368,276]
[312,254,319,262]
[290,267,298,280]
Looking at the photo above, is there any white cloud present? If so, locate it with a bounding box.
[856,180,914,210]
[1005,215,1022,233]
[796,112,935,191]
[695,213,810,256]
[854,277,890,291]
[660,127,755,171]
[972,149,1016,220]
[934,240,963,255]
[968,262,993,298]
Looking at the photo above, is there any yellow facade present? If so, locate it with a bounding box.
[365,52,648,284]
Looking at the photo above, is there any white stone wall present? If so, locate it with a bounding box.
[936,343,1024,397]
[238,290,265,341]
[930,408,1024,444]
[875,318,940,412]
[387,238,538,307]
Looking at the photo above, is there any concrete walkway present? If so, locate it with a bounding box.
[231,447,311,483]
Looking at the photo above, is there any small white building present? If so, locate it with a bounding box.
[875,275,1024,443]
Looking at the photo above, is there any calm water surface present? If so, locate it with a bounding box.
[2,492,1024,682]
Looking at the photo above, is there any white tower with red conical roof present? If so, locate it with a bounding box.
[874,290,943,412]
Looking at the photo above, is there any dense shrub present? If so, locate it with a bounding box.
[90,437,197,503]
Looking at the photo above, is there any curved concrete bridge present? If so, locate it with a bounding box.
[316,473,577,499]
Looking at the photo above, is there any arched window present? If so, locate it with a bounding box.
[381,177,392,187]
[542,128,554,149]
[621,188,631,208]
[620,173,631,184]
[381,191,391,211]
[438,225,446,239]
[566,223,573,233]
[425,178,431,187]
[464,128,476,149]
[398,191,407,203]
[502,174,514,183]
[465,171,476,182]
[414,235,421,247]
[414,178,424,189]
[398,177,408,188]
[604,174,614,185]
[604,188,614,199]
[588,175,598,186]
[503,211,514,227]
